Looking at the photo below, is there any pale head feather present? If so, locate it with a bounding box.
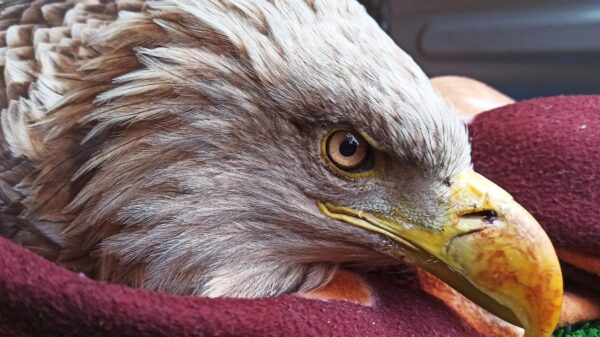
[0,0,470,297]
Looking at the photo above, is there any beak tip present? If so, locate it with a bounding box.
[448,205,563,337]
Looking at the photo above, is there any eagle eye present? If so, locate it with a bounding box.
[322,129,374,178]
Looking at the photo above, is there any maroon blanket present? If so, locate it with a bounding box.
[1,96,599,337]
[0,238,480,337]
[471,95,600,256]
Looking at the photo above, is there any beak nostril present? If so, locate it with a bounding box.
[463,210,498,224]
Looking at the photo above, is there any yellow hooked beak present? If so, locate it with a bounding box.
[318,169,563,337]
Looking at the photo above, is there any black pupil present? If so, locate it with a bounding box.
[339,134,359,157]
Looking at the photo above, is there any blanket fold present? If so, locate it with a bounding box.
[0,236,481,337]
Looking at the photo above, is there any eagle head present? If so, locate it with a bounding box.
[1,0,562,336]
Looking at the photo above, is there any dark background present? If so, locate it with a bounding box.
[358,0,600,99]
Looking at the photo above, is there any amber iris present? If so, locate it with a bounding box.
[326,131,372,172]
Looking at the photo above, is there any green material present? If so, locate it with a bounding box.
[553,320,600,337]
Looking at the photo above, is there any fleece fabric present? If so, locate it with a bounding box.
[0,236,479,337]
[470,96,600,257]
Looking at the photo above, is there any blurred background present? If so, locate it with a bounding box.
[358,0,600,100]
